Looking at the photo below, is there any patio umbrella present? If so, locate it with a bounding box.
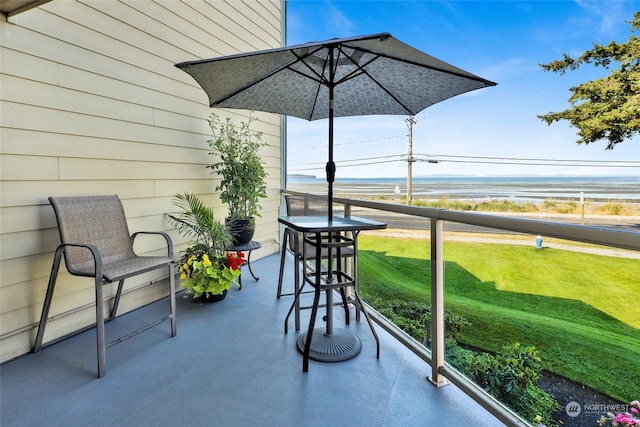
[175,33,496,219]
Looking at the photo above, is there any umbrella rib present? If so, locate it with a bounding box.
[334,46,416,114]
[290,47,334,120]
[342,42,496,87]
[210,47,327,107]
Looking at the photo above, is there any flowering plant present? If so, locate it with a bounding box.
[599,401,640,426]
[167,193,244,299]
[179,246,245,298]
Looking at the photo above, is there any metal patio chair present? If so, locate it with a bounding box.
[33,195,177,377]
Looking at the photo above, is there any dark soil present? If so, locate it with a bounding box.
[538,371,625,427]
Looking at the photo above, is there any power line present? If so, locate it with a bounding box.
[412,153,640,164]
[289,158,402,171]
[290,153,640,170]
[289,135,404,151]
[290,154,404,168]
[422,159,640,167]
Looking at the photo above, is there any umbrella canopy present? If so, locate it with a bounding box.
[176,33,497,218]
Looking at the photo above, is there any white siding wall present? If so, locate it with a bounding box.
[0,0,283,362]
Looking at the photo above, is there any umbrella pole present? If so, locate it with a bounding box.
[324,50,336,335]
[326,42,338,221]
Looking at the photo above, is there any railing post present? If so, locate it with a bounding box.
[428,218,449,386]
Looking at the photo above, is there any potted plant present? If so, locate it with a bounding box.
[206,113,268,245]
[167,192,244,301]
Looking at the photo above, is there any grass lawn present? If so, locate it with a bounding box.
[357,234,640,403]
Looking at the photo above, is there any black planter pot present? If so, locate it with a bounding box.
[197,289,227,303]
[226,217,256,246]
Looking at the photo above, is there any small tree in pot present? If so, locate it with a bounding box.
[206,113,269,245]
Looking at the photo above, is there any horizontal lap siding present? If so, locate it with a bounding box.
[0,0,283,362]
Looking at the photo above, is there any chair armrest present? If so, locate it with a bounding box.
[59,242,103,278]
[283,227,300,256]
[131,231,174,258]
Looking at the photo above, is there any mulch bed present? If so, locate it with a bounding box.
[538,371,625,426]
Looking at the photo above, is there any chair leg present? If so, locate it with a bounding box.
[277,231,289,299]
[303,286,322,372]
[169,263,176,337]
[284,270,307,335]
[353,290,380,358]
[352,234,361,322]
[334,247,350,325]
[33,246,65,353]
[352,256,361,322]
[94,276,107,378]
[107,279,125,322]
[294,254,301,331]
[338,288,350,325]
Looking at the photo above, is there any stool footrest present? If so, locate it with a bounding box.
[303,270,354,289]
[304,234,354,249]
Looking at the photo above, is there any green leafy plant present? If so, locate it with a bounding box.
[459,343,560,426]
[363,297,471,345]
[167,192,232,255]
[467,343,543,400]
[206,113,268,220]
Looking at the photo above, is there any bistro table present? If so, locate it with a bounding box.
[278,215,387,371]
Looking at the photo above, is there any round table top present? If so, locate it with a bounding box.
[227,240,262,252]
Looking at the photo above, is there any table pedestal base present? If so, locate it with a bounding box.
[297,328,362,362]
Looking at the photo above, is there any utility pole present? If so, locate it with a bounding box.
[405,115,416,205]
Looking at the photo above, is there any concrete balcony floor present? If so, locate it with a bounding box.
[1,253,503,426]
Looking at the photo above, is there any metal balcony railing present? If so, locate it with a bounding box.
[281,189,640,426]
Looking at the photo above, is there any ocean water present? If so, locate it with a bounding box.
[287,175,640,203]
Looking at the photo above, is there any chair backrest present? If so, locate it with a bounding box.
[49,195,135,276]
[284,194,328,216]
[284,194,331,254]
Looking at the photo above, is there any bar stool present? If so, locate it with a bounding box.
[284,230,379,372]
[278,195,357,330]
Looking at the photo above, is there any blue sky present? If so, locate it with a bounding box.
[284,0,640,178]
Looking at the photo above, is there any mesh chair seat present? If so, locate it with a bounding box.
[100,256,174,283]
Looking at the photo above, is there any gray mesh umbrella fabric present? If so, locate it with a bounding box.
[175,33,496,120]
[175,33,496,218]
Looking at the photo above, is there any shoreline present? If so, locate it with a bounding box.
[289,188,640,217]
[288,175,640,207]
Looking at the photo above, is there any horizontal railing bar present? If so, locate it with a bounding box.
[303,191,640,252]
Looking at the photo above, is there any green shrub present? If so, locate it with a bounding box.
[467,343,541,399]
[464,343,559,426]
[543,199,577,214]
[474,199,536,213]
[513,383,562,427]
[444,339,474,368]
[365,289,561,425]
[412,198,474,211]
[595,203,624,215]
[363,297,470,344]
